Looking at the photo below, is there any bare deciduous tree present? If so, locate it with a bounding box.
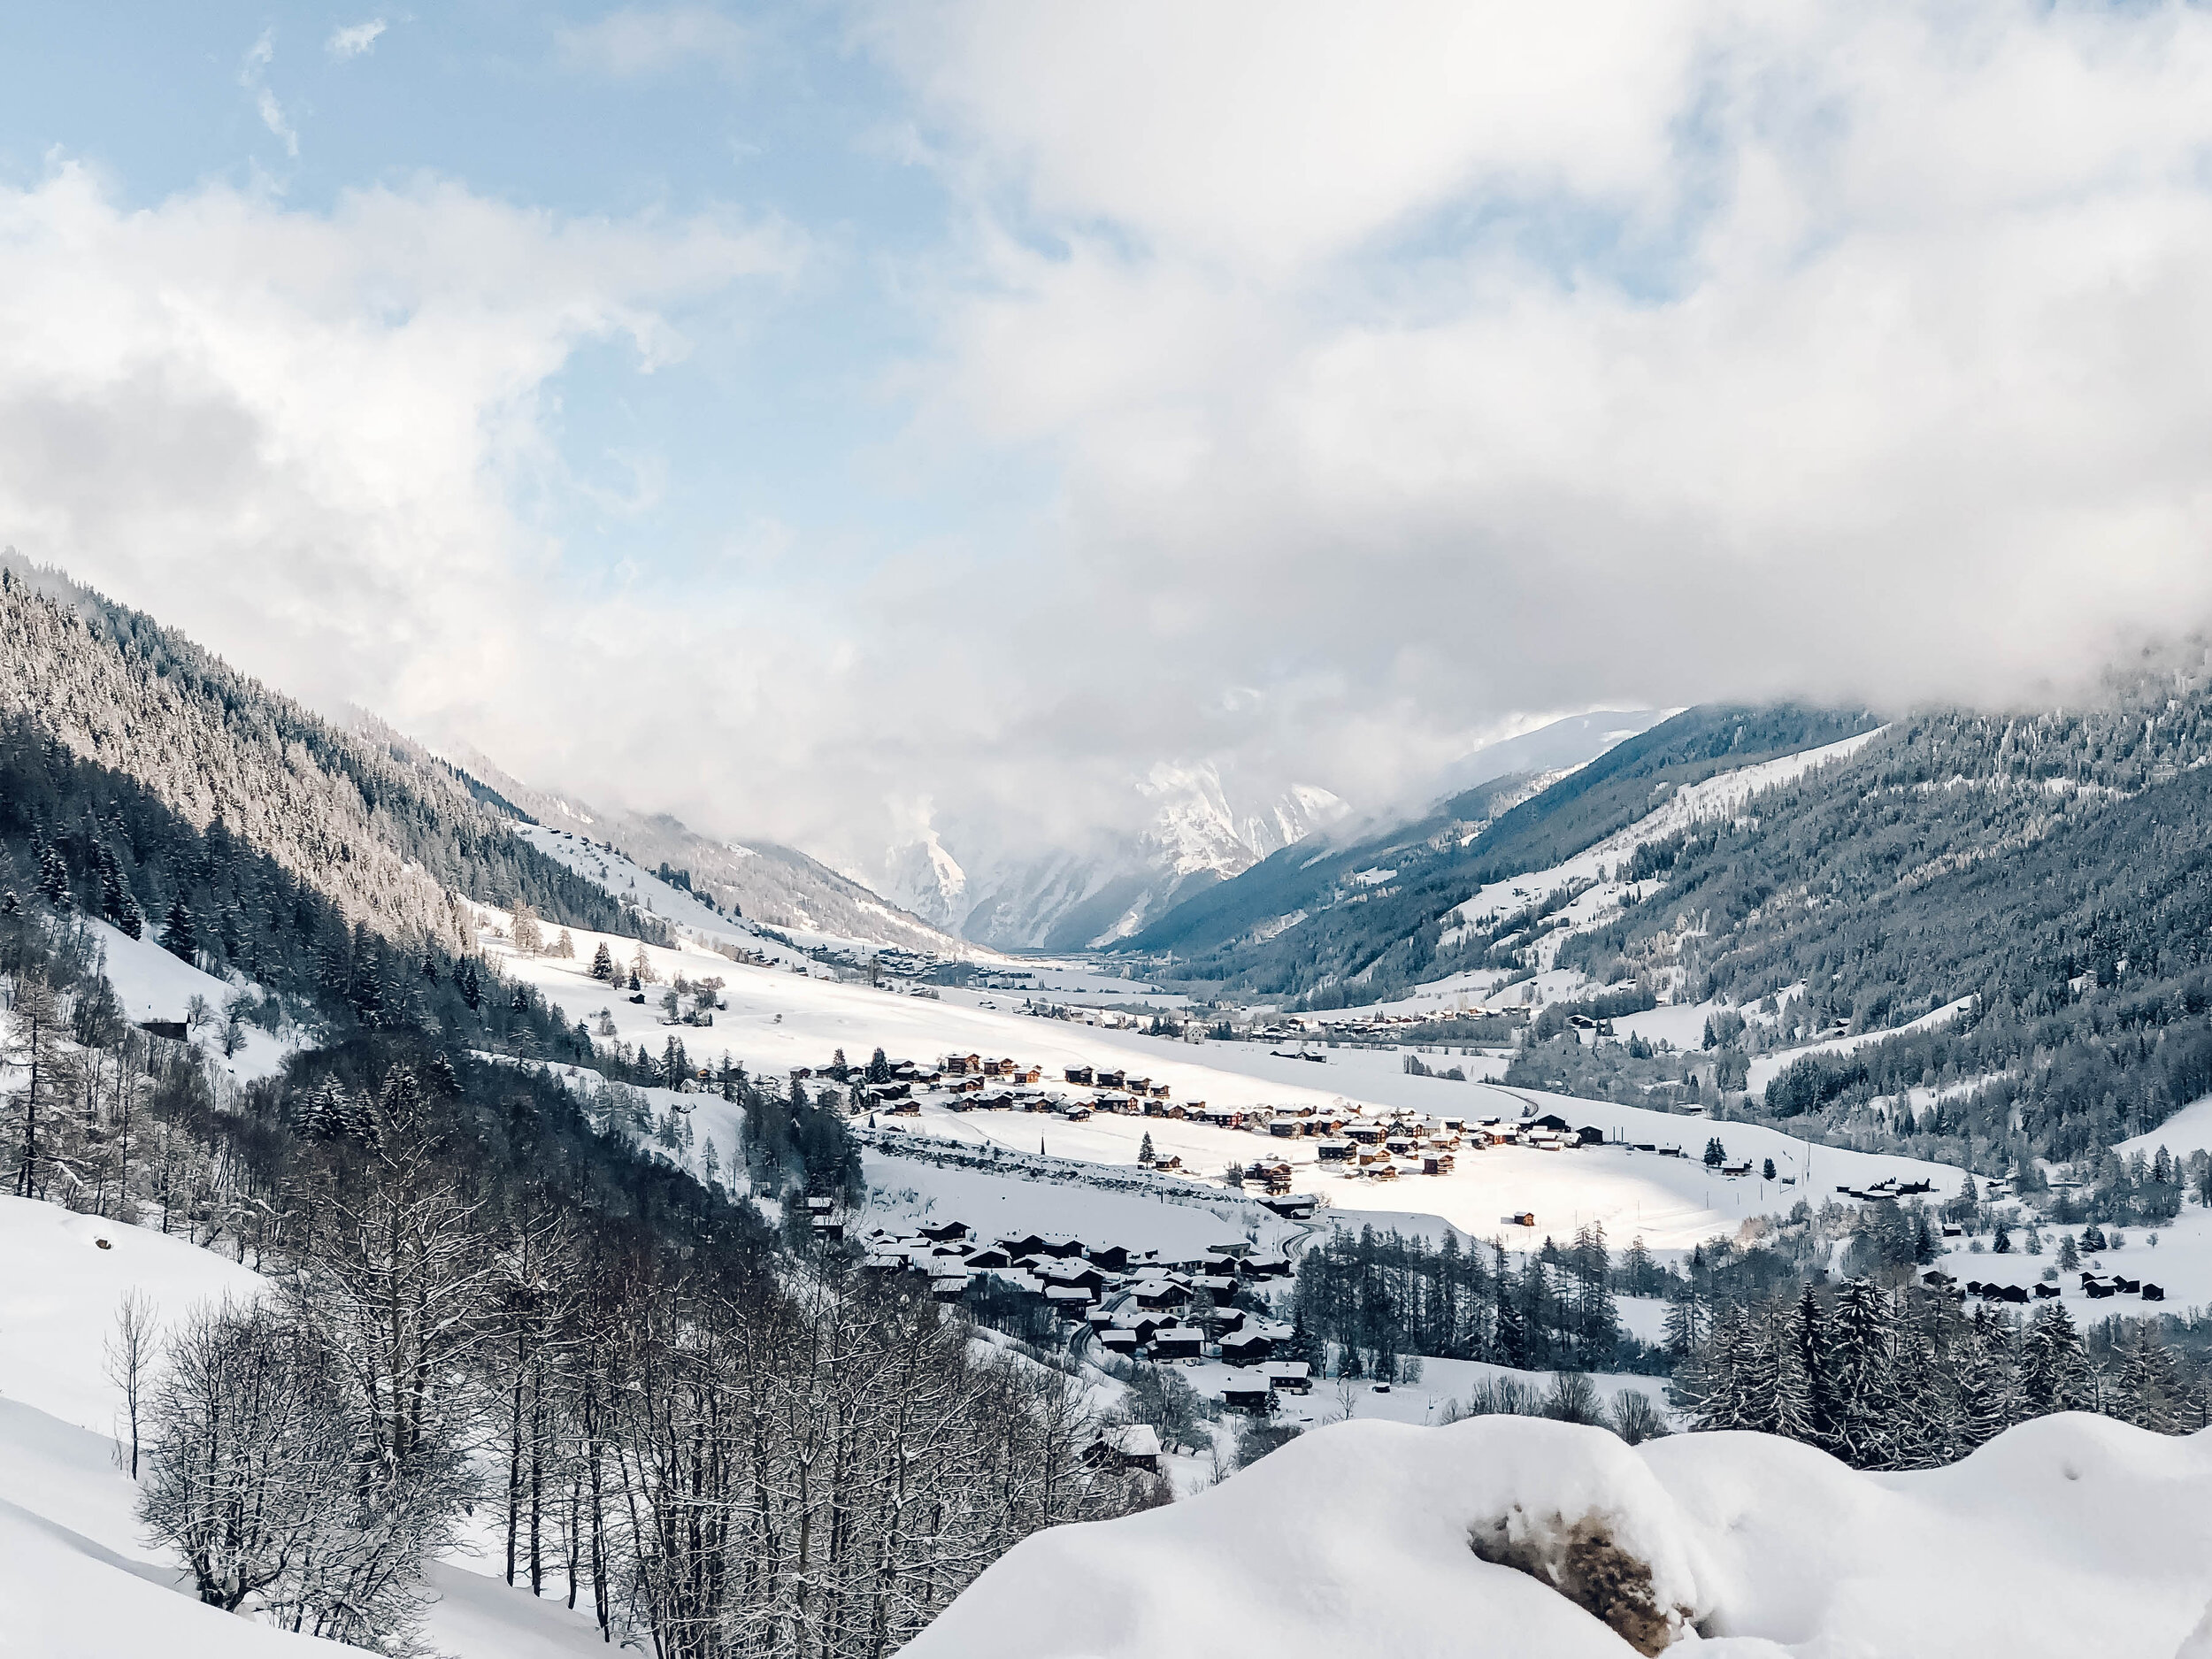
[105,1287,155,1479]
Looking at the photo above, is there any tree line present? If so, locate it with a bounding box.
[1678,1276,2207,1467]
[107,1056,1157,1657]
[1287,1223,1660,1381]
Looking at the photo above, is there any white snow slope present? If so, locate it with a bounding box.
[0,1194,607,1659]
[906,1409,2212,1659]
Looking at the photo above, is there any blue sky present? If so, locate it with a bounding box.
[0,4,1016,600]
[1,4,2210,888]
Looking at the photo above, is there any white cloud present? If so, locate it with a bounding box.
[841,0,2212,845]
[327,19,388,60]
[239,28,299,158]
[0,165,805,833]
[23,2,2212,888]
[256,88,300,157]
[556,6,747,79]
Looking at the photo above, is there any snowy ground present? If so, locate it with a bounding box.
[906,1408,2212,1659]
[0,1194,613,1659]
[86,915,297,1084]
[2124,1096,2212,1161]
[864,1147,1295,1260]
[887,1078,1964,1257]
[486,915,1971,1265]
[1924,1205,2212,1319]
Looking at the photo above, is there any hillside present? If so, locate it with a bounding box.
[434,742,972,958]
[1121,704,1878,996]
[0,556,654,954]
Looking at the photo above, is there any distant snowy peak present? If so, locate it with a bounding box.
[1138,763,1347,880]
[883,765,1348,949]
[880,829,970,933]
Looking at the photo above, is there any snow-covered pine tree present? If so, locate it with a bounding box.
[1760,1304,1817,1443]
[1663,1287,1709,1362]
[159,895,196,964]
[590,941,614,981]
[1958,1311,2024,1449]
[2115,1326,2183,1432]
[35,841,71,908]
[1824,1278,1901,1468]
[1690,1305,1759,1431]
[2019,1302,2092,1414]
[1793,1284,1836,1446]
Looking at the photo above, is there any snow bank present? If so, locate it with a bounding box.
[908,1412,2212,1659]
[0,1194,263,1432]
[0,1195,619,1658]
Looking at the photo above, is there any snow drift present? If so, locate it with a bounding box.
[904,1411,2212,1659]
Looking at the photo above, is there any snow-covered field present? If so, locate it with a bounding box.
[86,915,297,1083]
[1923,1206,2212,1320]
[2124,1096,2212,1161]
[488,915,1971,1266]
[0,1195,611,1659]
[906,1408,2212,1659]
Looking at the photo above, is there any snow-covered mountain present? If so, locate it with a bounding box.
[441,746,974,960]
[882,764,1348,951]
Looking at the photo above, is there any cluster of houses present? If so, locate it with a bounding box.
[858,1217,1312,1410]
[826,1046,1639,1200]
[1834,1176,1938,1202]
[1301,1110,1612,1184]
[1921,1268,2164,1304]
[1246,1011,1503,1044]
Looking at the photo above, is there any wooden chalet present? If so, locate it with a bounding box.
[1221,1379,1272,1413]
[1149,1326,1203,1361]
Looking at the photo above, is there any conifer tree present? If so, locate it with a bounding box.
[35,842,70,908]
[2019,1302,2091,1414]
[590,942,614,982]
[7,972,63,1197]
[1793,1284,1835,1445]
[1958,1311,2022,1449]
[1663,1290,1708,1360]
[159,895,196,964]
[2115,1327,2182,1432]
[1824,1279,1899,1467]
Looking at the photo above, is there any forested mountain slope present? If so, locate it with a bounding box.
[0,556,648,953]
[1537,674,2212,1163]
[1125,704,1879,1001]
[446,745,971,956]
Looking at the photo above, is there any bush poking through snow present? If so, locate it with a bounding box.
[1468,1507,1694,1657]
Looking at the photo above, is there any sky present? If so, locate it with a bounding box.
[4,2,2212,885]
